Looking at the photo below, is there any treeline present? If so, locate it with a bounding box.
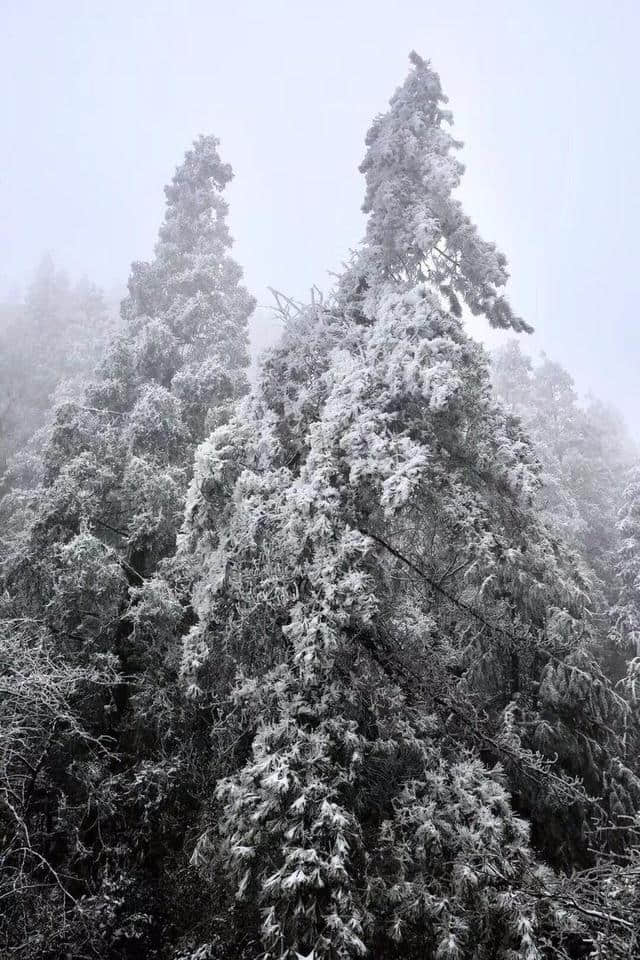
[0,54,639,960]
[0,256,119,477]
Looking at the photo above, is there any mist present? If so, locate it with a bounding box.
[3,0,640,433]
[2,5,640,957]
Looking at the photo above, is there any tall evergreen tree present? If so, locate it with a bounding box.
[3,134,254,600]
[340,52,530,333]
[0,135,255,958]
[178,56,640,959]
[2,54,638,960]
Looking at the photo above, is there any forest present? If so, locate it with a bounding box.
[1,52,639,959]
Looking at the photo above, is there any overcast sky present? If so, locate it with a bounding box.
[2,1,639,428]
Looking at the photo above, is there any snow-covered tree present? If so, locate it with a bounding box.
[179,55,640,959]
[3,135,254,591]
[613,466,640,658]
[492,340,635,602]
[0,620,119,957]
[0,257,117,477]
[0,135,255,958]
[2,51,638,960]
[339,51,530,333]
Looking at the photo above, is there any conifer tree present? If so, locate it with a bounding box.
[613,465,640,673]
[340,52,530,333]
[616,471,640,846]
[0,257,116,475]
[0,136,254,958]
[179,55,640,958]
[492,340,635,603]
[3,134,254,601]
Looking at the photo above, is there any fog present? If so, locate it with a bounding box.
[2,0,640,427]
[5,7,640,952]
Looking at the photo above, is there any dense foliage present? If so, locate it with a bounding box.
[1,53,639,960]
[0,135,254,957]
[491,342,636,601]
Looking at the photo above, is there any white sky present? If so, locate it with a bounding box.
[2,1,639,429]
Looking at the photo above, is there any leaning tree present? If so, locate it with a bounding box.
[177,54,640,960]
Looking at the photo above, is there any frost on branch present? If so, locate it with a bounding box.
[340,52,531,333]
